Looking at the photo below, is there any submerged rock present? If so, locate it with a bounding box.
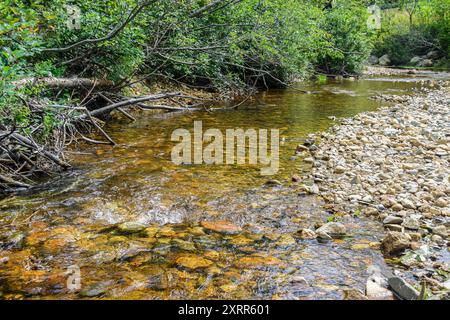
[174,253,213,270]
[117,222,146,234]
[316,222,346,238]
[200,220,242,235]
[383,215,403,225]
[235,255,282,269]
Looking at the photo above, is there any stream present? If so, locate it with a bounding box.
[0,71,448,299]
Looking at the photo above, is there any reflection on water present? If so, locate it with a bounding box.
[0,76,443,299]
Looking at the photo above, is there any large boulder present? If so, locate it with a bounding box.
[426,50,439,60]
[378,54,391,66]
[418,59,433,67]
[368,55,379,65]
[381,231,411,256]
[409,56,422,66]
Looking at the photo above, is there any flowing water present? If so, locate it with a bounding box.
[0,72,448,299]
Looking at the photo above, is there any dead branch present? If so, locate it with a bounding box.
[78,92,182,119]
[13,77,113,90]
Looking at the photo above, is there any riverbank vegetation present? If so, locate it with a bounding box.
[372,0,450,67]
[0,0,378,191]
[1,0,449,191]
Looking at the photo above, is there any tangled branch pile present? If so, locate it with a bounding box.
[1,0,377,191]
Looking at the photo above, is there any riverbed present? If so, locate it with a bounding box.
[0,71,448,299]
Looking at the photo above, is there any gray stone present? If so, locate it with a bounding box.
[432,225,447,238]
[402,217,420,230]
[379,54,391,66]
[426,51,439,60]
[410,56,422,65]
[388,277,419,300]
[418,59,433,67]
[316,222,346,238]
[368,55,379,65]
[383,215,403,225]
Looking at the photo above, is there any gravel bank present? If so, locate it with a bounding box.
[302,82,450,299]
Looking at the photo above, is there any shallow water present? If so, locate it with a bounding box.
[0,73,447,299]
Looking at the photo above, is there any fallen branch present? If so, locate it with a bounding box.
[8,132,70,168]
[78,92,182,119]
[0,173,31,188]
[13,77,113,90]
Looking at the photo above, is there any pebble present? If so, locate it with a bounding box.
[383,215,403,225]
[117,222,146,234]
[307,85,450,295]
[388,277,419,300]
[316,222,346,238]
[381,232,411,256]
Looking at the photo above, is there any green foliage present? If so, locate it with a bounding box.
[0,0,379,142]
[373,0,450,65]
[317,0,374,75]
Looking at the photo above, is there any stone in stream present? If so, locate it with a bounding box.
[235,255,282,269]
[401,217,420,230]
[383,215,403,225]
[316,222,346,238]
[117,221,146,234]
[265,179,282,186]
[391,203,403,212]
[381,232,411,256]
[200,220,242,235]
[79,283,109,298]
[174,253,213,270]
[296,228,317,240]
[434,198,448,208]
[384,224,404,232]
[388,277,419,300]
[295,144,309,153]
[432,225,448,238]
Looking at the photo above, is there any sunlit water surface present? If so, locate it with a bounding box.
[0,73,447,299]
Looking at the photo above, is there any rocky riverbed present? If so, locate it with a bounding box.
[297,82,450,299]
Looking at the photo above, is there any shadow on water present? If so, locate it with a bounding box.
[0,74,446,299]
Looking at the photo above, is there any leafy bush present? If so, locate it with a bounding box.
[373,0,450,65]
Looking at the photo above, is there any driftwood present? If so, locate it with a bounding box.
[13,77,113,90]
[78,92,183,119]
[9,132,70,168]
